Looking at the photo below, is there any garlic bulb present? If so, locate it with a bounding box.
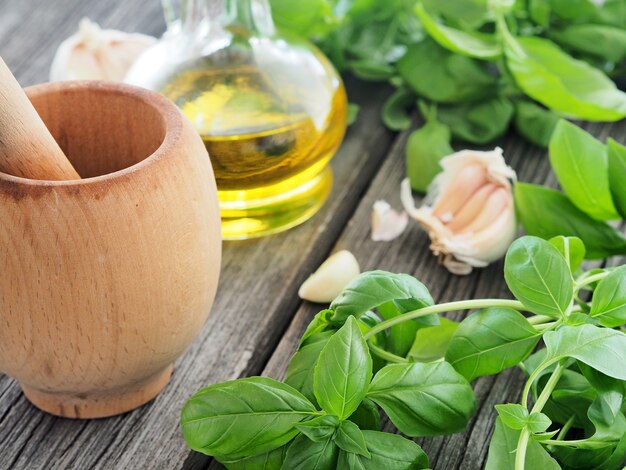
[401,148,517,275]
[371,200,408,242]
[298,250,361,303]
[50,18,156,82]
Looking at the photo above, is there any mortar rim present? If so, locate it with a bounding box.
[0,80,185,187]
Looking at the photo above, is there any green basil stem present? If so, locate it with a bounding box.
[551,415,575,447]
[368,341,408,364]
[541,438,617,449]
[363,299,525,340]
[516,362,566,470]
[527,314,554,325]
[575,271,609,288]
[495,14,525,57]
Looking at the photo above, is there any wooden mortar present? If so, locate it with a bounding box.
[0,81,222,418]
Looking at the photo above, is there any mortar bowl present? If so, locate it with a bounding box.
[0,81,222,418]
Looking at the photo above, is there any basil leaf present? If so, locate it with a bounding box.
[269,0,337,38]
[514,183,626,259]
[494,403,529,430]
[513,100,559,148]
[181,377,317,458]
[330,271,433,323]
[526,412,552,434]
[300,309,335,346]
[416,3,501,60]
[528,0,551,27]
[549,120,619,221]
[485,418,561,470]
[550,24,626,63]
[348,399,381,431]
[544,324,626,380]
[397,39,496,104]
[504,236,574,317]
[446,308,541,381]
[314,317,373,419]
[504,36,626,121]
[607,138,626,219]
[285,333,332,404]
[376,301,419,358]
[590,265,626,328]
[334,420,370,458]
[367,362,475,436]
[219,445,287,470]
[349,60,395,81]
[408,316,459,363]
[282,433,339,469]
[420,0,490,29]
[548,236,585,272]
[406,102,452,192]
[295,415,339,442]
[382,87,415,132]
[337,430,429,470]
[347,103,360,126]
[437,96,514,144]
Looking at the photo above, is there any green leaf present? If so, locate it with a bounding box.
[504,236,574,317]
[381,87,414,131]
[300,309,335,347]
[420,0,490,29]
[526,412,552,434]
[513,100,559,148]
[330,271,433,323]
[408,316,459,362]
[376,301,419,358]
[314,317,373,419]
[437,96,514,144]
[367,362,476,436]
[349,60,395,81]
[181,377,317,458]
[337,430,429,470]
[347,103,360,126]
[514,183,626,259]
[503,35,626,121]
[607,138,626,219]
[295,415,339,442]
[285,332,332,404]
[446,308,541,381]
[590,265,626,328]
[485,418,561,470]
[528,0,551,27]
[406,102,452,192]
[495,403,529,430]
[544,324,626,380]
[416,3,501,60]
[397,39,496,104]
[548,236,585,272]
[347,399,381,431]
[282,433,339,469]
[269,0,337,38]
[334,420,370,458]
[549,120,619,221]
[219,445,287,470]
[550,24,626,63]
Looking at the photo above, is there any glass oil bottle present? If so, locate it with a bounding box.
[125,0,348,239]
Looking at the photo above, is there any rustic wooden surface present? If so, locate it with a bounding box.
[0,1,624,469]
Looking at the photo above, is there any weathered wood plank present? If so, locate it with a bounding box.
[257,119,626,469]
[0,1,396,468]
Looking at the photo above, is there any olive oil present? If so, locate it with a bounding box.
[160,66,347,239]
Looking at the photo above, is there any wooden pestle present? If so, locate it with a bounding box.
[0,57,80,180]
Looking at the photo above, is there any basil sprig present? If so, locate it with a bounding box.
[182,236,626,469]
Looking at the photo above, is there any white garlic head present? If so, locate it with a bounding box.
[401,148,517,275]
[50,18,156,82]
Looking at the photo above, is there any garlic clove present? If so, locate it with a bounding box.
[445,183,497,232]
[432,163,487,222]
[400,147,517,275]
[371,200,409,242]
[298,250,360,303]
[50,18,156,82]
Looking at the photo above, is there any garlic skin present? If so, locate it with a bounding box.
[371,200,409,242]
[299,250,361,303]
[50,18,156,82]
[401,148,517,275]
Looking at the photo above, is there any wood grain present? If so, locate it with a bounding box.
[0,0,624,469]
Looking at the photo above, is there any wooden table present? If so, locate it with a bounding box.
[1,1,624,468]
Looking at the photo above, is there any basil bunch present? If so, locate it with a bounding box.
[181,235,626,469]
[516,119,626,259]
[270,0,626,153]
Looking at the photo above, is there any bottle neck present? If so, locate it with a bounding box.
[169,0,275,36]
